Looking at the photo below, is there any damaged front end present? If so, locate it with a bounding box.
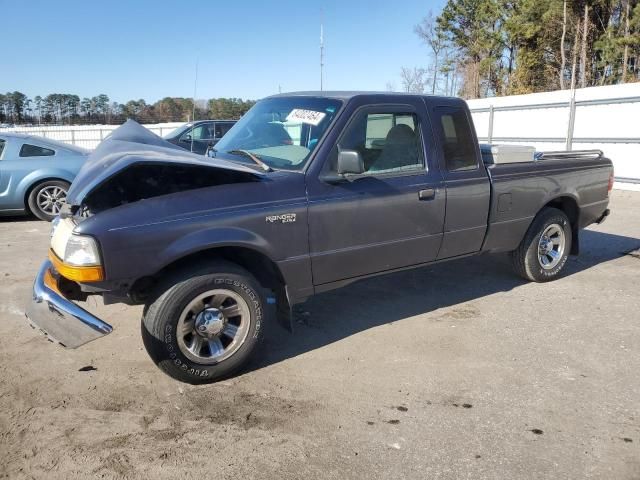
[26,120,265,348]
[26,260,113,348]
[73,161,262,216]
[63,119,264,217]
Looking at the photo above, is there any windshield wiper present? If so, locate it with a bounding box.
[227,150,273,172]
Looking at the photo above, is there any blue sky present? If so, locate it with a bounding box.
[3,0,445,103]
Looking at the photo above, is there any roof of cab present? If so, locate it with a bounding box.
[267,91,462,102]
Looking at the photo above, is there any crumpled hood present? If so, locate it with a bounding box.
[66,120,264,205]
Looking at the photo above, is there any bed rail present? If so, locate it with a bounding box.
[535,150,604,161]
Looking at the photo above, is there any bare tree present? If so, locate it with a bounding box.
[414,12,447,94]
[400,67,427,93]
[385,81,397,92]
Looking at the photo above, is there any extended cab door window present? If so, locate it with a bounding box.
[435,107,477,172]
[335,111,424,175]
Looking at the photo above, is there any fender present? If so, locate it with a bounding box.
[159,226,277,270]
[158,226,299,332]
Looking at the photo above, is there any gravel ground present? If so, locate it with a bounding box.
[0,191,639,480]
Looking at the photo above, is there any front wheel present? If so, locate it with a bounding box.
[141,262,265,384]
[511,207,572,282]
[27,180,70,221]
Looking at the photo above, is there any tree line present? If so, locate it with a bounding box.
[0,92,256,126]
[397,0,640,98]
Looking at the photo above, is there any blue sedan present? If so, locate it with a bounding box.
[0,133,88,221]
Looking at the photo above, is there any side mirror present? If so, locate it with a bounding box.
[337,149,364,175]
[181,134,192,143]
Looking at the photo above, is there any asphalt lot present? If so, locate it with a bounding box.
[0,190,639,480]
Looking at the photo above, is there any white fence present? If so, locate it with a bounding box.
[467,83,640,184]
[3,122,184,150]
[3,84,639,183]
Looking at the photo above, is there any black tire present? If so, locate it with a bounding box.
[141,261,266,384]
[511,207,572,282]
[27,180,70,221]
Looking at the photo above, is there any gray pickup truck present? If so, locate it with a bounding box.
[26,92,613,384]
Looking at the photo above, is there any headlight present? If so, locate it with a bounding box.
[64,235,101,266]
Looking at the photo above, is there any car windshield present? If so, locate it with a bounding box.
[213,97,343,170]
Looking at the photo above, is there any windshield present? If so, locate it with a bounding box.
[213,97,343,170]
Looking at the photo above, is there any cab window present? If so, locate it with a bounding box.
[19,144,55,157]
[337,111,424,174]
[214,122,233,139]
[187,124,214,141]
[0,139,5,159]
[434,106,477,172]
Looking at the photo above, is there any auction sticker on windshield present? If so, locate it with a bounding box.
[287,109,326,126]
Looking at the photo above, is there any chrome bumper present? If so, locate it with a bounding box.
[25,260,113,348]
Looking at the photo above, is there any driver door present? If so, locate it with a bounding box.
[306,100,445,286]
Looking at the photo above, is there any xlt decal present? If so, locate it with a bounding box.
[266,213,297,224]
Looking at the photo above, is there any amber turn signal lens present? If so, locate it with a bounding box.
[48,250,104,282]
[43,267,61,293]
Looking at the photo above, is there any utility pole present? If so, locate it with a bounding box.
[320,11,324,91]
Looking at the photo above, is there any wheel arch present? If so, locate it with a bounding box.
[131,244,288,305]
[541,195,580,255]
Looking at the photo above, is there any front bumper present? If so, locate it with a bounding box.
[25,260,113,348]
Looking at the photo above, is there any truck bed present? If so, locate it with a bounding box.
[482,151,613,253]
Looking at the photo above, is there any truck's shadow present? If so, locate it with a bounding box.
[0,215,38,223]
[248,229,639,374]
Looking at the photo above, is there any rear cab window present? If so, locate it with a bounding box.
[19,144,55,157]
[433,106,478,172]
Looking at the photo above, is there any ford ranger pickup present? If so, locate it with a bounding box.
[25,92,613,384]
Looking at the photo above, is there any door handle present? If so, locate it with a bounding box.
[418,188,437,201]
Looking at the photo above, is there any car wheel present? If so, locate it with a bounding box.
[511,207,572,282]
[27,180,70,221]
[141,261,265,384]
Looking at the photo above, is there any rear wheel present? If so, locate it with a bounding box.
[511,207,572,282]
[27,180,70,221]
[141,261,265,384]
